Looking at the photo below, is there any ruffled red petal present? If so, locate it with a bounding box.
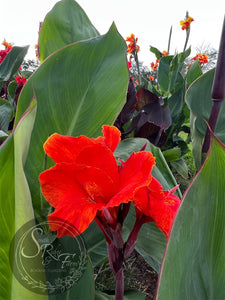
[102,125,121,152]
[48,203,98,237]
[43,125,120,164]
[134,177,181,239]
[43,133,96,163]
[74,165,118,203]
[39,163,106,234]
[107,151,155,207]
[75,143,119,186]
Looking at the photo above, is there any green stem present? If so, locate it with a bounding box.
[167,26,172,54]
[183,11,190,52]
[133,37,141,84]
[124,213,146,260]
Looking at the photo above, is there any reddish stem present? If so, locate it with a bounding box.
[124,213,147,260]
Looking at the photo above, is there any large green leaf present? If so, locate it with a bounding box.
[186,68,225,143]
[0,100,48,300]
[158,56,173,93]
[49,257,94,300]
[95,290,145,300]
[82,222,108,267]
[0,134,14,300]
[0,46,29,81]
[0,99,13,132]
[15,23,128,218]
[39,0,99,62]
[156,135,225,300]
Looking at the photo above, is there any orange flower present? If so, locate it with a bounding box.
[2,40,12,50]
[180,16,194,30]
[39,126,155,237]
[191,53,209,65]
[149,75,154,81]
[150,59,159,71]
[134,177,180,239]
[35,44,40,59]
[162,50,168,56]
[126,33,140,55]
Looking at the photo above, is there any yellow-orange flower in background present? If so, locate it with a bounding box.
[126,33,140,55]
[35,44,40,59]
[162,50,168,56]
[191,53,209,65]
[180,16,194,30]
[2,40,12,50]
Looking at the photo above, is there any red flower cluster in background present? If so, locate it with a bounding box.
[126,33,140,55]
[150,59,159,71]
[191,53,209,65]
[39,126,180,240]
[0,40,12,64]
[15,75,27,86]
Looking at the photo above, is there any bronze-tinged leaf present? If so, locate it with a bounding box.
[136,87,159,111]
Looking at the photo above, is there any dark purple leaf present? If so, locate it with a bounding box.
[114,78,137,131]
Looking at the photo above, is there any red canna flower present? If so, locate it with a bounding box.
[127,61,132,69]
[133,177,180,239]
[180,16,194,30]
[191,53,209,65]
[0,40,12,64]
[150,59,159,71]
[15,75,27,86]
[39,126,155,237]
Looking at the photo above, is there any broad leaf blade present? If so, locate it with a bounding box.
[156,135,225,300]
[49,257,94,300]
[186,68,225,144]
[15,23,129,222]
[0,100,47,300]
[0,135,14,300]
[0,99,13,132]
[0,46,29,81]
[39,0,99,62]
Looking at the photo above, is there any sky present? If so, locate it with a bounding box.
[1,0,224,65]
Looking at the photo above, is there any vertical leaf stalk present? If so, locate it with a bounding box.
[202,17,225,153]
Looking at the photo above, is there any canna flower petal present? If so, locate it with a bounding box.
[39,162,116,236]
[134,177,181,239]
[102,125,121,152]
[107,152,155,207]
[43,133,97,163]
[43,125,119,164]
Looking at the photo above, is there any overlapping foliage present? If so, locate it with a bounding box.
[0,0,225,299]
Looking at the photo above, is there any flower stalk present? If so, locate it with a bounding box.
[202,16,225,153]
